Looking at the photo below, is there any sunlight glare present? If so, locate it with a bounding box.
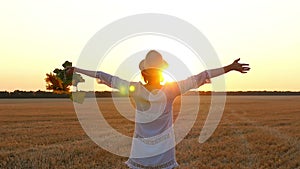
[161,72,175,85]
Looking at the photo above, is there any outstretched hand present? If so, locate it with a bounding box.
[231,58,250,73]
[65,67,75,76]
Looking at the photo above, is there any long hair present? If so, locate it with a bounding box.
[141,69,164,84]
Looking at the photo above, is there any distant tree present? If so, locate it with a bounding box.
[45,61,85,94]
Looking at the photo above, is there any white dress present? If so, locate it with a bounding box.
[96,71,210,169]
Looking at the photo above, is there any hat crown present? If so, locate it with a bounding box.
[139,50,168,70]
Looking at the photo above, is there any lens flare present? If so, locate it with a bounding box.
[129,85,135,92]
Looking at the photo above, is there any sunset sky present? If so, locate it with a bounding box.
[1,0,299,92]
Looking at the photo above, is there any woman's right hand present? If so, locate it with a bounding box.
[230,58,250,73]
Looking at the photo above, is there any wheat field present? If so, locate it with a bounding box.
[1,96,300,169]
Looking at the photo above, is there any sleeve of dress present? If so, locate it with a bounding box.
[175,71,211,95]
[95,71,136,95]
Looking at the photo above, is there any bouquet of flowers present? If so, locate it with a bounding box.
[45,61,85,103]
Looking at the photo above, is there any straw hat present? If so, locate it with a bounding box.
[139,50,168,70]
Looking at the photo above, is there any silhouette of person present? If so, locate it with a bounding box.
[67,50,250,169]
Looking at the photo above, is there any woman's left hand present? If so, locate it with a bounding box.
[65,67,75,76]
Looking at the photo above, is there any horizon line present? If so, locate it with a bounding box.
[1,90,300,93]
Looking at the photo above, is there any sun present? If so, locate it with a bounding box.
[161,72,175,84]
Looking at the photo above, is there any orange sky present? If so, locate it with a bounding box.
[1,1,300,92]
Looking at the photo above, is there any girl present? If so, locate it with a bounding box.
[67,50,250,169]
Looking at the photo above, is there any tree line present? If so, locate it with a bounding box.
[1,90,300,98]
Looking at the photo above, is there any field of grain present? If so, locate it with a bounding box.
[1,96,300,169]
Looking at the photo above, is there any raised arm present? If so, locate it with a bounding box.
[66,67,119,86]
[207,58,250,78]
[66,67,136,94]
[171,58,250,97]
[66,67,98,78]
